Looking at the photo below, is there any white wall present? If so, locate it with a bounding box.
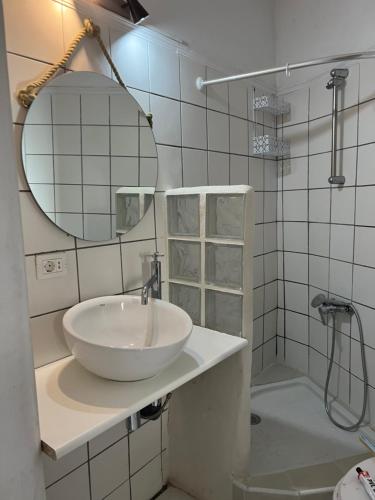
[0,2,45,499]
[275,0,375,89]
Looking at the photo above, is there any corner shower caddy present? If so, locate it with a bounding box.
[165,186,254,339]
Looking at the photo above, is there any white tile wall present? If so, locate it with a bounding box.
[278,62,375,423]
[6,0,279,495]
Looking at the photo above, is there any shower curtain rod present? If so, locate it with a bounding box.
[195,49,375,89]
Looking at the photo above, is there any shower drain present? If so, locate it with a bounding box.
[251,413,262,425]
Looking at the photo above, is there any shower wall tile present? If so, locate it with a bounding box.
[150,94,181,146]
[181,102,207,149]
[282,122,308,158]
[208,152,230,185]
[309,115,331,155]
[356,186,375,226]
[279,62,375,427]
[180,56,207,107]
[207,110,230,152]
[357,143,375,185]
[149,43,180,99]
[111,29,150,92]
[354,227,375,268]
[229,81,248,119]
[206,68,229,113]
[282,157,308,190]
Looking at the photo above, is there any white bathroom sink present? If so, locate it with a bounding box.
[63,296,193,381]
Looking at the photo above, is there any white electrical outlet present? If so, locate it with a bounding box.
[36,252,67,280]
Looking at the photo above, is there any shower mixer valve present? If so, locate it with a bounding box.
[311,293,353,325]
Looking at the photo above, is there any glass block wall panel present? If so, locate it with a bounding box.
[206,194,244,239]
[205,243,243,290]
[169,240,201,282]
[169,283,201,325]
[205,289,243,336]
[167,195,200,236]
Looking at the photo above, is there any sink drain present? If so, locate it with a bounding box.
[251,413,262,425]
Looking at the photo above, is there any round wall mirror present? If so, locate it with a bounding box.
[21,71,157,241]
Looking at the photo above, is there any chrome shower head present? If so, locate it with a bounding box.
[311,293,327,308]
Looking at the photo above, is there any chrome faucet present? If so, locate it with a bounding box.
[141,252,163,305]
[311,293,353,325]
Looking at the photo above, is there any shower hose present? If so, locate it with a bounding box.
[325,305,368,431]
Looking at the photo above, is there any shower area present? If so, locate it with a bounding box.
[195,54,375,498]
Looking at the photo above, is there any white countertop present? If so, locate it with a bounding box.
[35,326,247,460]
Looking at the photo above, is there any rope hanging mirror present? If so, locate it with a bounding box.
[19,18,157,242]
[16,18,152,126]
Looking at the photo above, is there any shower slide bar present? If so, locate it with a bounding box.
[195,49,375,89]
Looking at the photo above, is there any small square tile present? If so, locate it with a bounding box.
[46,464,90,500]
[182,148,208,187]
[180,101,207,149]
[309,115,331,155]
[149,43,180,99]
[330,224,354,262]
[329,259,352,299]
[90,437,129,500]
[230,155,248,184]
[309,255,329,291]
[89,421,127,458]
[78,244,123,300]
[285,310,308,344]
[206,68,228,113]
[230,116,248,155]
[82,156,110,185]
[150,94,181,146]
[156,145,182,190]
[309,189,330,223]
[355,226,375,268]
[43,445,87,487]
[55,185,82,213]
[83,214,112,241]
[180,56,206,107]
[83,185,110,214]
[82,125,109,155]
[130,420,161,474]
[208,152,229,185]
[24,124,53,155]
[111,126,138,156]
[52,94,80,125]
[284,281,308,314]
[356,186,375,226]
[54,156,81,184]
[130,455,163,500]
[111,28,149,92]
[331,187,355,224]
[207,110,229,153]
[30,308,70,368]
[81,93,109,125]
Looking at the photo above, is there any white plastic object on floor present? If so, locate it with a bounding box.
[334,457,375,499]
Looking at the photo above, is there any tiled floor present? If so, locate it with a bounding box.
[158,486,195,499]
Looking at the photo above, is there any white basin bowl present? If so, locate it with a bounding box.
[63,296,193,381]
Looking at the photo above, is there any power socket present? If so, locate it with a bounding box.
[36,253,67,280]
